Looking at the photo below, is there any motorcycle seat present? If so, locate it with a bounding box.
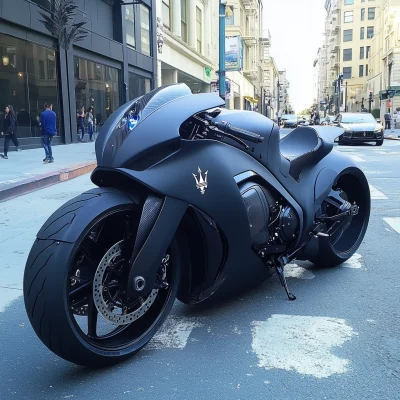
[279,127,333,181]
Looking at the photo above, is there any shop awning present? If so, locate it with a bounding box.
[244,96,259,104]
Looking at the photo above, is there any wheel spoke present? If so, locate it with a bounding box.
[69,280,92,299]
[80,237,104,268]
[87,295,98,338]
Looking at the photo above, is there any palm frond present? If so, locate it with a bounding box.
[38,0,88,50]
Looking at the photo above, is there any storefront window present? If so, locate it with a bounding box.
[74,56,120,126]
[140,5,151,56]
[0,33,60,138]
[128,73,151,100]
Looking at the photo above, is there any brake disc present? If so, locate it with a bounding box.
[93,240,159,325]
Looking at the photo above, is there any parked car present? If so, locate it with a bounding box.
[332,112,384,146]
[281,114,298,128]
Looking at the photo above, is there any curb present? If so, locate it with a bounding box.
[0,162,97,202]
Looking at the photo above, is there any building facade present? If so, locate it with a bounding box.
[0,0,157,149]
[223,0,263,112]
[319,0,382,114]
[156,0,218,94]
[278,69,292,114]
[261,33,280,119]
[367,0,400,119]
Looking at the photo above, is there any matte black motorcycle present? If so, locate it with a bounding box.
[23,84,370,367]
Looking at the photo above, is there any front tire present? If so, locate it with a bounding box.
[23,191,180,367]
[376,138,384,146]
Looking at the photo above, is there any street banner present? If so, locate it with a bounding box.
[225,36,243,71]
[211,79,232,99]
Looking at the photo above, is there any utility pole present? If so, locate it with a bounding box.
[218,0,227,100]
[345,81,348,112]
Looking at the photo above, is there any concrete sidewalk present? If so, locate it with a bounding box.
[0,141,97,202]
[385,128,400,140]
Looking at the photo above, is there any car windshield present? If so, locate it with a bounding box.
[282,115,296,120]
[341,114,376,124]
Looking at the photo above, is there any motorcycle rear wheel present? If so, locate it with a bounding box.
[23,192,180,367]
[312,173,370,267]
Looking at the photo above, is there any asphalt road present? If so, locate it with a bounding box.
[1,136,400,399]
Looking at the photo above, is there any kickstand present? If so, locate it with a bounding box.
[275,264,296,301]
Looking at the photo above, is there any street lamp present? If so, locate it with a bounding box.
[218,0,227,100]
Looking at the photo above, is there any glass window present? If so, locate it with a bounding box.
[366,45,371,57]
[367,26,374,38]
[344,29,353,42]
[368,8,375,20]
[0,33,60,139]
[344,11,353,23]
[361,8,365,21]
[125,6,135,48]
[360,27,365,39]
[74,56,120,127]
[162,0,171,29]
[343,67,352,79]
[366,64,368,76]
[128,72,151,100]
[181,0,188,43]
[359,65,364,77]
[32,0,52,11]
[140,5,151,56]
[360,47,364,59]
[196,6,202,53]
[344,0,354,4]
[343,48,352,61]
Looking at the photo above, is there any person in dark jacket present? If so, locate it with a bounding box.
[40,103,57,163]
[384,111,391,130]
[1,105,21,159]
[77,106,85,142]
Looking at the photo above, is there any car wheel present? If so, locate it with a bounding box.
[376,138,384,146]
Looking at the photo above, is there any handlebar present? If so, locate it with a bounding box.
[212,121,264,144]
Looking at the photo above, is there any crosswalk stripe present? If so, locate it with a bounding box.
[383,217,400,234]
[369,185,388,199]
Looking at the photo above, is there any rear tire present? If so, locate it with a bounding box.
[311,172,370,267]
[24,191,181,367]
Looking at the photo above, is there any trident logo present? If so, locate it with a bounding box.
[192,167,208,195]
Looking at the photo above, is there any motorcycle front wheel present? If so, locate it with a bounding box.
[23,191,181,367]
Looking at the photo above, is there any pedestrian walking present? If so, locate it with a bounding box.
[85,107,94,142]
[384,111,391,130]
[40,103,57,163]
[0,105,21,159]
[77,106,85,142]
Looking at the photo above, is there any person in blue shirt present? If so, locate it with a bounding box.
[40,103,57,163]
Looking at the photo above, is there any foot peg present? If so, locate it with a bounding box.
[275,262,296,301]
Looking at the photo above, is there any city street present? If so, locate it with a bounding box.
[1,138,400,399]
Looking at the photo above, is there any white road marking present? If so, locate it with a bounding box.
[383,217,400,234]
[251,315,358,378]
[342,253,362,269]
[348,155,366,162]
[285,263,315,279]
[364,170,392,174]
[369,185,388,199]
[145,316,203,350]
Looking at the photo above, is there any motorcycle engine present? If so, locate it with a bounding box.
[239,181,299,249]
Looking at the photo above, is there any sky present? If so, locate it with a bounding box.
[263,0,326,112]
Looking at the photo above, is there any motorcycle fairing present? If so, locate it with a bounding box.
[93,139,306,296]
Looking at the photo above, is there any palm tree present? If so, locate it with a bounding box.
[38,0,88,51]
